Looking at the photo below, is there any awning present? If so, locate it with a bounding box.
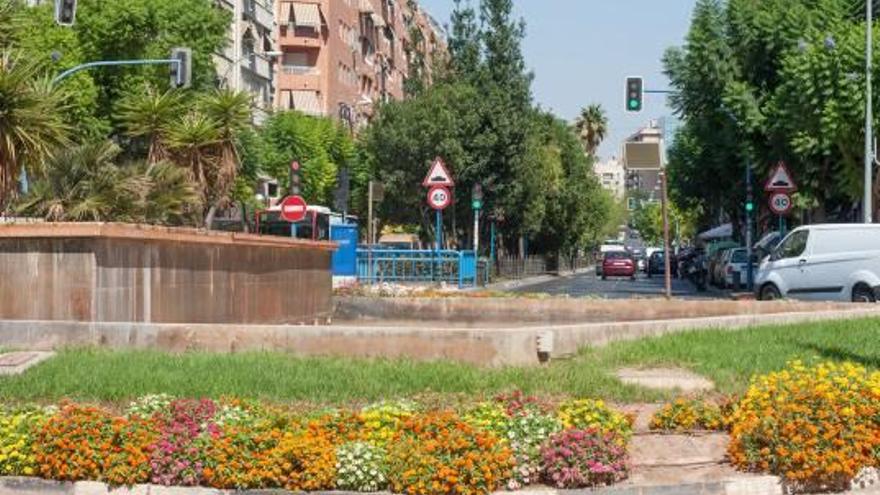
[291,90,323,116]
[292,2,321,28]
[359,0,374,13]
[698,223,733,241]
[279,2,292,23]
[370,12,386,28]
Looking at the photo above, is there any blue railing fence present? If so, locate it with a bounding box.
[356,249,485,288]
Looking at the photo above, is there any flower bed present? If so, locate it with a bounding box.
[0,394,632,494]
[728,361,880,493]
[648,398,731,433]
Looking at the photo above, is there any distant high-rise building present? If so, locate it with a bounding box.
[274,0,445,129]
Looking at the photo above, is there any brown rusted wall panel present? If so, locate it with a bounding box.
[0,224,333,324]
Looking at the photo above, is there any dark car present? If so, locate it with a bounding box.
[602,251,636,281]
[647,250,679,278]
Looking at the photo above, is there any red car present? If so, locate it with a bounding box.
[602,251,636,280]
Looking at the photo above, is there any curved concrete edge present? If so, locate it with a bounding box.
[0,476,787,495]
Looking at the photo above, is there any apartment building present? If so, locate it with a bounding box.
[215,0,278,121]
[593,158,625,201]
[275,0,445,128]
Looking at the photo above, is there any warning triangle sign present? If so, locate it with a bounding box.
[765,162,797,192]
[422,157,455,187]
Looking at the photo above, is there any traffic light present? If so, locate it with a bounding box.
[472,183,483,210]
[170,48,192,89]
[625,77,643,113]
[290,160,302,196]
[745,200,755,213]
[54,0,77,26]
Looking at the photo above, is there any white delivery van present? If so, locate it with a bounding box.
[755,224,880,302]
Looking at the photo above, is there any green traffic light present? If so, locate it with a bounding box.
[629,100,638,109]
[746,202,754,213]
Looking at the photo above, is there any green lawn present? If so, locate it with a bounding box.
[1,317,879,405]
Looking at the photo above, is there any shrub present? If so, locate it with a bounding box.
[360,400,416,447]
[34,404,156,484]
[0,407,52,476]
[649,399,725,432]
[728,361,880,493]
[464,399,562,490]
[557,399,632,443]
[541,429,629,489]
[149,399,220,486]
[126,394,174,419]
[269,426,337,491]
[387,411,513,495]
[335,441,388,492]
[203,424,284,489]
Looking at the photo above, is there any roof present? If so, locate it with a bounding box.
[794,223,880,231]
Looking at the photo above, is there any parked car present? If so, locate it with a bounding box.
[644,247,661,273]
[755,224,880,302]
[602,251,636,281]
[647,250,680,278]
[721,248,750,289]
[708,248,729,287]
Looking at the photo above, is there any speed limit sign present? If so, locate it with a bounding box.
[769,192,793,215]
[427,185,452,211]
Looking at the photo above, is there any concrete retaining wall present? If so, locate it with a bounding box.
[0,223,335,325]
[335,296,858,325]
[2,307,880,367]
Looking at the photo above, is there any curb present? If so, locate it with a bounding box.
[0,476,787,495]
[485,267,595,292]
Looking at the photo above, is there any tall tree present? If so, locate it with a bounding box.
[574,104,608,157]
[0,50,71,210]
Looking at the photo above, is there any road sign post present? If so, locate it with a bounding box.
[765,162,797,240]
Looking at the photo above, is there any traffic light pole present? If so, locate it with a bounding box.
[746,161,755,292]
[51,59,181,86]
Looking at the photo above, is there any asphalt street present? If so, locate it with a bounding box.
[511,271,717,299]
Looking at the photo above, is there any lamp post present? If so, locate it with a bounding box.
[866,1,874,223]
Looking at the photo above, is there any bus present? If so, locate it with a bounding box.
[255,204,353,241]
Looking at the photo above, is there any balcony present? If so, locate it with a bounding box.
[241,53,272,80]
[243,0,274,30]
[278,25,323,49]
[277,70,321,92]
[281,65,320,76]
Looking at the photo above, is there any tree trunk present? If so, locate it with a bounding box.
[203,204,217,230]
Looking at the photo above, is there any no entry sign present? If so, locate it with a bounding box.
[427,185,452,211]
[280,195,308,222]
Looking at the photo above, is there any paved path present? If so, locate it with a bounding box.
[511,271,720,299]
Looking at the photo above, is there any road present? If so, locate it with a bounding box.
[511,271,717,299]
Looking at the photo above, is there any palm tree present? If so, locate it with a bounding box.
[0,50,71,210]
[197,89,252,227]
[0,0,22,47]
[574,104,608,157]
[164,112,221,225]
[115,87,185,164]
[16,140,198,224]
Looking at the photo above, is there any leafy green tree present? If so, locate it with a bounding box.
[574,104,608,157]
[0,50,71,210]
[115,87,186,163]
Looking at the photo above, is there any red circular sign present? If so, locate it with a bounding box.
[427,186,452,211]
[769,192,793,215]
[280,195,308,222]
[290,160,301,172]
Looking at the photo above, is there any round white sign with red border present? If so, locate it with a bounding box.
[427,185,452,211]
[769,192,793,215]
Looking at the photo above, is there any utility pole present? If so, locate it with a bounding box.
[367,181,374,283]
[866,0,874,223]
[746,162,755,291]
[660,171,672,299]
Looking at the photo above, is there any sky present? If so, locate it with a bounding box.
[417,0,698,161]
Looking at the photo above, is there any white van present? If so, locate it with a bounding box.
[755,224,880,302]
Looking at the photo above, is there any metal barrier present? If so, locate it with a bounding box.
[356,249,480,288]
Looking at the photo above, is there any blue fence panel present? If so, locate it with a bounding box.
[356,249,479,288]
[330,224,358,276]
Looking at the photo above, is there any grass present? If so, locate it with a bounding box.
[1,317,879,406]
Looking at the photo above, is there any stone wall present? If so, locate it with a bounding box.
[0,223,335,325]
